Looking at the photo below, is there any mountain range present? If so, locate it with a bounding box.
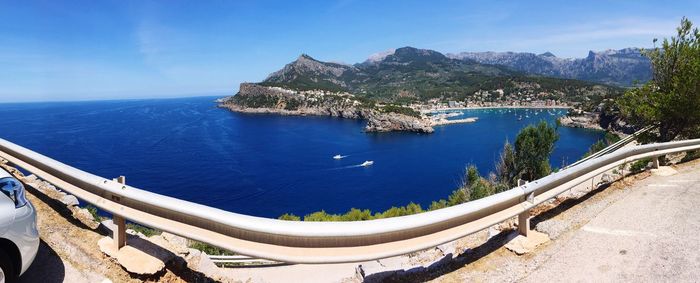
[446,48,651,87]
[257,46,628,107]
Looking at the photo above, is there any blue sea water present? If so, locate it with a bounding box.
[0,96,603,218]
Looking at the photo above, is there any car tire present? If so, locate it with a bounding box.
[0,250,16,283]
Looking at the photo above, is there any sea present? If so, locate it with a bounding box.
[0,96,604,218]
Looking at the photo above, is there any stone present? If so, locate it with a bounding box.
[504,230,550,255]
[98,234,180,275]
[61,195,80,207]
[161,232,190,254]
[651,166,677,176]
[23,174,38,183]
[71,207,100,229]
[436,241,457,258]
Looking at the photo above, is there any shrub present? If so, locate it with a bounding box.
[469,179,495,201]
[381,104,421,117]
[304,210,337,221]
[188,240,235,256]
[630,158,652,173]
[85,204,102,222]
[428,199,448,211]
[126,223,161,237]
[514,121,559,181]
[279,213,301,221]
[681,150,700,163]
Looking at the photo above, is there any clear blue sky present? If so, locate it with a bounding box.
[1,0,698,102]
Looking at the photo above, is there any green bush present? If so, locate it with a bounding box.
[381,104,421,118]
[583,132,622,158]
[514,121,559,181]
[428,199,448,210]
[630,158,652,173]
[279,213,301,221]
[85,204,102,222]
[681,150,700,163]
[188,240,236,256]
[126,223,161,237]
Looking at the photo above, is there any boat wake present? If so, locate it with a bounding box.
[326,162,374,171]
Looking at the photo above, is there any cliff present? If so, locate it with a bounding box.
[219,83,434,133]
[559,108,635,134]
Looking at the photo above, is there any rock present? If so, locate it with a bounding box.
[436,242,457,258]
[71,207,100,229]
[651,166,677,176]
[61,195,80,207]
[158,232,190,255]
[190,251,221,277]
[23,174,38,183]
[97,237,167,275]
[504,230,550,255]
[365,111,434,133]
[558,112,603,130]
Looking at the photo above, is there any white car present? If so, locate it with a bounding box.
[0,169,39,283]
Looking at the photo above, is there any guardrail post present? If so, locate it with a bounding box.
[518,191,534,237]
[113,176,126,250]
[518,210,530,237]
[652,156,660,169]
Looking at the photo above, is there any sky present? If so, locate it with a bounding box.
[1,0,698,102]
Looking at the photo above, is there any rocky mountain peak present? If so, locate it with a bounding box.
[391,46,447,61]
[450,48,651,87]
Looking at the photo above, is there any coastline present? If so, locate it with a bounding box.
[219,102,435,133]
[419,105,571,114]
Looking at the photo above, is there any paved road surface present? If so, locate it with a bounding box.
[523,165,700,282]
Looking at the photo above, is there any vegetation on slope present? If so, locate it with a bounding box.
[617,17,700,142]
[258,47,623,107]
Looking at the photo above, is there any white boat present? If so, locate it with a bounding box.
[360,160,374,167]
[333,154,344,160]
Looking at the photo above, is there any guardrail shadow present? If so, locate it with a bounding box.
[363,180,617,282]
[362,230,516,282]
[119,234,215,282]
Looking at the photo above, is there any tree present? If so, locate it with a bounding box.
[514,121,559,181]
[495,141,518,188]
[618,17,700,142]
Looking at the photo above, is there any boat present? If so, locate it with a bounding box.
[333,154,344,160]
[360,160,374,167]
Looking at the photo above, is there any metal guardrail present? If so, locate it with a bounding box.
[0,137,698,264]
[565,125,654,169]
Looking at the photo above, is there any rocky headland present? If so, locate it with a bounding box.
[219,83,434,133]
[558,106,636,134]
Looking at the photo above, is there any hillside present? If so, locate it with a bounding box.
[447,48,651,87]
[256,47,622,107]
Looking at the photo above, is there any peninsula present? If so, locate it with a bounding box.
[220,47,626,133]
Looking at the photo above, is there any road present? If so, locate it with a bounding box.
[523,163,700,282]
